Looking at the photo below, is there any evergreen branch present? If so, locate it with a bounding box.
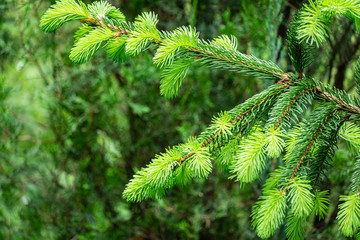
[40,2,360,237]
[123,84,287,202]
[194,42,289,81]
[264,126,285,158]
[312,190,330,220]
[337,193,360,237]
[280,105,339,187]
[311,120,345,189]
[251,189,287,239]
[297,0,330,47]
[355,57,360,96]
[269,82,316,130]
[316,85,360,114]
[230,126,267,183]
[212,35,238,51]
[287,16,313,78]
[288,176,314,218]
[69,27,114,63]
[153,26,199,68]
[87,0,125,21]
[73,24,92,44]
[289,109,336,180]
[351,156,360,194]
[40,0,90,32]
[106,36,128,62]
[297,0,360,47]
[160,58,192,98]
[42,4,288,82]
[285,213,306,240]
[339,122,360,149]
[126,12,161,55]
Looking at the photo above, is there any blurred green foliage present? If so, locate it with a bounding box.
[1,0,360,239]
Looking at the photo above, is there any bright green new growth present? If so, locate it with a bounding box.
[107,37,128,62]
[70,27,113,63]
[183,137,212,178]
[126,12,160,55]
[298,0,360,47]
[265,126,285,158]
[153,26,199,68]
[312,190,330,220]
[212,35,238,50]
[337,194,360,237]
[230,127,267,183]
[288,177,314,218]
[251,189,287,239]
[285,213,306,240]
[87,1,125,20]
[40,0,360,238]
[40,0,90,32]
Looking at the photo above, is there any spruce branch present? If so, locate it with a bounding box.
[312,190,330,220]
[269,82,316,130]
[310,119,345,190]
[287,177,314,218]
[297,0,360,47]
[39,1,360,238]
[337,193,360,237]
[285,212,307,240]
[289,109,336,179]
[40,0,90,32]
[287,16,313,78]
[69,27,114,63]
[251,189,287,239]
[355,57,360,96]
[351,157,360,194]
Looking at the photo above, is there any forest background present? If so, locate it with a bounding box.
[1,0,359,239]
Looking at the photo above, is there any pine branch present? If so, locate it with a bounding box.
[40,0,90,32]
[312,190,330,220]
[297,0,360,47]
[310,119,345,189]
[282,105,339,184]
[287,16,313,78]
[285,212,307,240]
[268,81,316,130]
[69,27,114,63]
[355,57,360,96]
[40,1,360,238]
[337,193,360,237]
[251,189,287,239]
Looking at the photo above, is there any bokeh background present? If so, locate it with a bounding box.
[1,0,360,239]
